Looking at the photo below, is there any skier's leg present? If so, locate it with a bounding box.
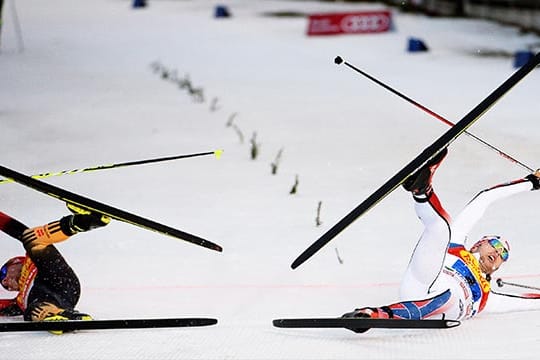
[399,192,451,300]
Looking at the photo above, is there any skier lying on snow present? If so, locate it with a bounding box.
[0,205,109,323]
[342,147,540,324]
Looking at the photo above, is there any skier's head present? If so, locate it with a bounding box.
[470,235,509,275]
[0,256,25,291]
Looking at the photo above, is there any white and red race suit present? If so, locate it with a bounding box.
[394,177,536,321]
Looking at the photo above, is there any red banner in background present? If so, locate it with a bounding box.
[307,11,392,36]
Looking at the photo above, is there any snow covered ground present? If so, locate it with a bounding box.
[1,0,540,359]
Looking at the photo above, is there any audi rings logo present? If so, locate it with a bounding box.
[340,14,390,33]
[306,11,392,36]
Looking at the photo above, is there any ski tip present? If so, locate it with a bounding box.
[210,243,223,252]
[291,253,307,269]
[445,320,461,328]
[334,56,343,65]
[214,149,224,160]
[202,318,219,326]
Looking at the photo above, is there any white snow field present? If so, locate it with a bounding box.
[1,0,540,359]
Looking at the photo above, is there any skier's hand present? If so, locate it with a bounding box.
[526,169,540,190]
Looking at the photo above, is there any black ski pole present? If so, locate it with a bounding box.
[334,56,533,173]
[496,278,540,292]
[0,150,223,185]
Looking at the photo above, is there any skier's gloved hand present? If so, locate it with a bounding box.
[525,169,540,190]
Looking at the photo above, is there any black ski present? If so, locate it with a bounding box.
[291,52,540,269]
[0,165,222,252]
[272,318,460,332]
[0,317,218,332]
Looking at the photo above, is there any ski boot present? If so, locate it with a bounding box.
[403,147,448,201]
[63,203,111,234]
[29,301,92,335]
[341,306,393,333]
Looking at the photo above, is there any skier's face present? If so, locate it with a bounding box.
[0,263,22,291]
[472,241,505,275]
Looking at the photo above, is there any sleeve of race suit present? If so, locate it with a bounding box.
[0,298,23,316]
[450,177,537,246]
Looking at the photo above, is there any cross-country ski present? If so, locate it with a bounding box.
[0,164,223,252]
[0,317,218,332]
[272,318,460,333]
